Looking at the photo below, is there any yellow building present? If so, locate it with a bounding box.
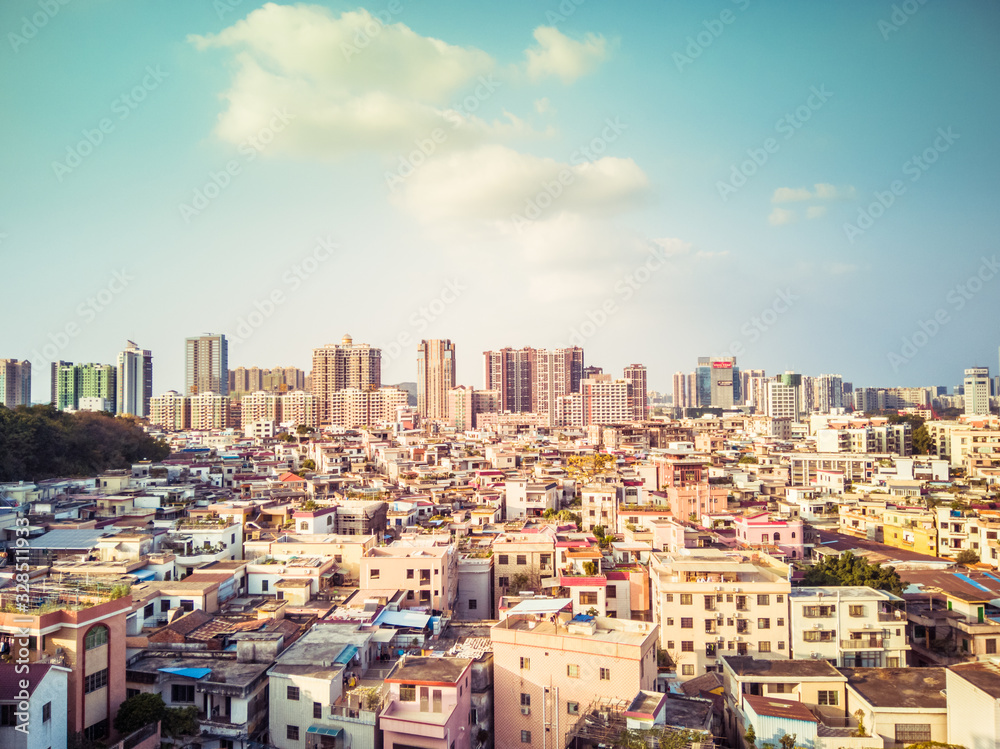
[881,506,938,556]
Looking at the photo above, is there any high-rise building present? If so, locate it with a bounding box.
[695,356,740,408]
[50,360,69,405]
[328,387,408,428]
[55,363,116,412]
[580,374,630,426]
[311,334,381,424]
[185,333,228,396]
[0,359,31,408]
[534,347,584,423]
[189,392,230,430]
[116,341,153,417]
[149,391,190,430]
[964,367,991,416]
[672,371,689,409]
[484,347,535,413]
[743,369,766,410]
[448,386,500,431]
[230,366,307,395]
[417,339,456,420]
[815,373,844,414]
[624,363,648,420]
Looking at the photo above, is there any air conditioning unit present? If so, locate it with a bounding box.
[715,586,723,591]
[814,624,822,629]
[864,623,873,629]
[811,652,821,659]
[717,613,724,620]
[717,636,725,642]
[521,706,531,716]
[734,636,742,642]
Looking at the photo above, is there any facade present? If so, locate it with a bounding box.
[56,362,117,412]
[789,587,909,667]
[417,339,456,420]
[116,341,153,417]
[649,549,791,679]
[491,612,658,749]
[946,661,1000,749]
[580,375,630,426]
[448,386,499,431]
[964,366,991,415]
[0,663,69,749]
[695,357,740,408]
[624,364,648,420]
[185,333,229,396]
[484,347,535,413]
[380,657,473,749]
[149,390,190,430]
[311,334,381,424]
[361,545,458,611]
[0,358,31,407]
[189,392,230,430]
[672,371,690,410]
[328,387,408,428]
[534,348,584,424]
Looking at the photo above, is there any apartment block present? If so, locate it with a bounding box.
[361,545,457,611]
[0,358,32,407]
[491,607,658,749]
[380,656,474,749]
[185,333,228,396]
[789,587,909,667]
[417,339,456,420]
[116,341,153,417]
[328,387,408,428]
[311,334,381,424]
[649,548,791,679]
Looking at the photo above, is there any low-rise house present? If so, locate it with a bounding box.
[842,667,948,747]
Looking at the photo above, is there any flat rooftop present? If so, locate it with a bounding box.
[950,661,1000,698]
[494,617,654,645]
[386,656,471,684]
[722,656,844,680]
[790,586,902,601]
[129,654,268,685]
[841,667,947,709]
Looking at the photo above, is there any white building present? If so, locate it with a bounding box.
[964,367,991,416]
[946,661,1000,749]
[0,664,69,749]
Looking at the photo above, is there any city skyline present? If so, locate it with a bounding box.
[4,1,1000,401]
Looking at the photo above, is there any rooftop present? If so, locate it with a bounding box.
[744,693,818,723]
[950,661,1000,698]
[841,667,947,709]
[722,656,845,680]
[386,656,471,684]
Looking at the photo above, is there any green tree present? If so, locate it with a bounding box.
[114,693,166,736]
[301,459,316,471]
[582,560,598,575]
[162,705,199,738]
[508,572,530,595]
[851,709,868,737]
[744,723,757,749]
[779,733,797,749]
[955,549,980,565]
[912,424,933,455]
[802,551,903,595]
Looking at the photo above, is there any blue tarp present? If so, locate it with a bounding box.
[953,572,993,593]
[374,609,432,629]
[334,645,359,664]
[158,667,211,679]
[132,569,157,581]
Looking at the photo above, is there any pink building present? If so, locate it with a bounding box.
[733,512,806,559]
[361,545,457,611]
[380,656,473,749]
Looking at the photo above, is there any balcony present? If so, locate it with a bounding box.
[841,637,884,650]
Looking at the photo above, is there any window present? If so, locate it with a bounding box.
[682,664,694,676]
[665,594,674,602]
[540,554,551,567]
[777,618,784,627]
[849,605,865,617]
[0,706,16,726]
[580,592,598,605]
[520,657,530,669]
[521,731,532,743]
[607,586,617,598]
[681,641,694,652]
[433,689,442,713]
[498,577,509,588]
[758,641,771,653]
[400,684,417,702]
[680,594,693,605]
[406,591,415,600]
[262,580,269,592]
[818,690,839,706]
[568,701,580,715]
[468,599,478,610]
[521,693,531,707]
[407,569,414,579]
[600,668,610,680]
[776,595,784,603]
[737,642,748,655]
[988,639,997,655]
[287,686,300,701]
[517,555,527,565]
[681,617,693,629]
[567,664,580,678]
[144,604,154,618]
[757,618,770,629]
[757,594,769,606]
[287,725,300,741]
[370,569,380,580]
[667,641,675,650]
[42,702,51,722]
[85,626,108,650]
[84,720,109,741]
[84,669,109,694]
[126,688,140,699]
[313,701,323,719]
[666,618,674,626]
[777,641,785,650]
[895,725,931,744]
[499,555,509,565]
[705,643,717,657]
[171,683,194,702]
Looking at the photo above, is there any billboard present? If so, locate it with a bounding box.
[711,361,733,369]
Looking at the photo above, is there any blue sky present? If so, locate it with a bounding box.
[3,0,999,402]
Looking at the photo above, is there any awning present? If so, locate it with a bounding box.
[374,609,432,629]
[334,645,359,664]
[372,629,397,643]
[307,726,344,737]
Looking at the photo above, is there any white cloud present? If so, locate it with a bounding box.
[768,207,797,226]
[190,4,537,157]
[524,26,611,83]
[806,205,827,220]
[534,97,554,115]
[392,144,650,225]
[772,183,856,203]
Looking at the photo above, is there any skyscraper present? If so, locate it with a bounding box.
[624,363,648,420]
[672,371,689,409]
[0,359,31,408]
[50,360,69,405]
[311,334,381,424]
[185,334,229,396]
[483,346,583,419]
[417,339,456,420]
[116,341,153,417]
[55,363,116,412]
[964,367,991,416]
[533,347,584,423]
[695,356,740,408]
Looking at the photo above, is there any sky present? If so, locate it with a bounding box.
[3,0,1000,402]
